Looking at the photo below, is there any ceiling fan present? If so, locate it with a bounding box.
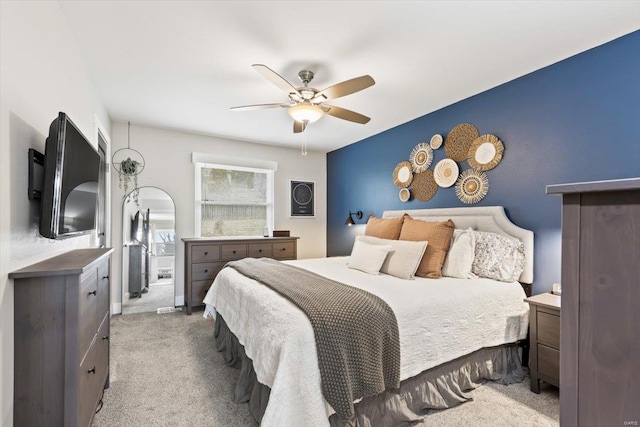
[231,64,375,133]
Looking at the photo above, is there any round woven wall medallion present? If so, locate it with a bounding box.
[455,169,489,204]
[399,187,410,202]
[434,158,459,188]
[411,169,438,202]
[445,123,480,162]
[409,142,433,173]
[468,134,504,171]
[392,161,413,188]
[430,134,443,149]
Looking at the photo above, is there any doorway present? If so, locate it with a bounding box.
[121,187,176,315]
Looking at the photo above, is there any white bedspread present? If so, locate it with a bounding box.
[203,256,529,427]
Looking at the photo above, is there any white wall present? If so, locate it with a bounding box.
[110,123,327,308]
[0,2,111,424]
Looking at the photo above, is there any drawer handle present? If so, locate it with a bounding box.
[102,335,109,341]
[88,290,97,296]
[204,252,208,255]
[280,248,286,252]
[258,249,262,253]
[232,250,236,254]
[204,269,208,273]
[102,275,109,280]
[88,367,96,374]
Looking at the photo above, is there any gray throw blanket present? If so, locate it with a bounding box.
[225,257,401,422]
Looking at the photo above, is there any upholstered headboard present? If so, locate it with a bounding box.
[382,206,534,285]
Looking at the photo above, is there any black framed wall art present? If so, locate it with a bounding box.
[290,180,315,218]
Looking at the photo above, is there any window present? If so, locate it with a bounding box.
[153,230,175,256]
[195,163,274,237]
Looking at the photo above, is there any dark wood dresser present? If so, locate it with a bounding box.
[524,292,560,393]
[182,237,299,314]
[547,178,640,426]
[9,248,112,427]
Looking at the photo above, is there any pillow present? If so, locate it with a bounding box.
[356,235,427,280]
[442,228,477,279]
[399,216,455,278]
[364,214,405,240]
[472,231,526,282]
[348,240,392,275]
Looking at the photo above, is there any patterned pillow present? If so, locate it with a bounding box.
[364,215,405,240]
[472,231,525,282]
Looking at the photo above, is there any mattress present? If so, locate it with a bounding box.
[203,256,529,427]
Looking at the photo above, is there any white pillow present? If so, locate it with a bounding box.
[348,240,392,275]
[442,228,476,279]
[355,235,427,280]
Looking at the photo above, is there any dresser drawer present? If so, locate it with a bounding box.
[192,244,221,262]
[248,243,272,258]
[222,244,247,260]
[191,280,214,305]
[96,312,110,390]
[97,259,110,320]
[537,311,560,349]
[191,262,225,281]
[78,337,99,427]
[273,242,295,259]
[79,271,99,360]
[538,344,560,380]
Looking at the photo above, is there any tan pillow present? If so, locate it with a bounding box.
[364,215,405,240]
[399,216,455,278]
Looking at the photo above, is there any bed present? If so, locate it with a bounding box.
[203,206,534,427]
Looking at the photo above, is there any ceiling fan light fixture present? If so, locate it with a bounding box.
[288,103,323,123]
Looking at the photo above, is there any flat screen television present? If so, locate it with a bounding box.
[39,112,100,239]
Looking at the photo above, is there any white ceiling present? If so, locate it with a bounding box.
[59,1,639,153]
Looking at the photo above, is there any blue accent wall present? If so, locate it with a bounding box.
[327,31,640,295]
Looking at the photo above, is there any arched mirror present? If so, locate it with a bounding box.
[121,187,177,314]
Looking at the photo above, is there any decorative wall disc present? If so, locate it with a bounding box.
[429,134,443,149]
[455,169,489,204]
[467,134,504,171]
[434,158,459,188]
[445,123,480,162]
[392,161,413,188]
[409,142,433,173]
[399,187,410,202]
[411,169,438,202]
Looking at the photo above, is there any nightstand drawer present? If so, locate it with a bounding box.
[538,344,559,380]
[537,311,560,349]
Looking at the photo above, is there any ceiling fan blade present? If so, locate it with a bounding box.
[230,103,290,111]
[324,105,370,124]
[293,121,306,133]
[312,75,375,102]
[252,64,302,98]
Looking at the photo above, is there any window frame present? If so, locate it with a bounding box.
[194,162,274,237]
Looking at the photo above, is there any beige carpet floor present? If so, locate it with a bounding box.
[93,312,559,427]
[122,281,175,315]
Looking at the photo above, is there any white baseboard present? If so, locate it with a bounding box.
[112,302,122,315]
[175,295,184,307]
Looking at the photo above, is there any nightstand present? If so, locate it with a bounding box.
[524,292,561,393]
